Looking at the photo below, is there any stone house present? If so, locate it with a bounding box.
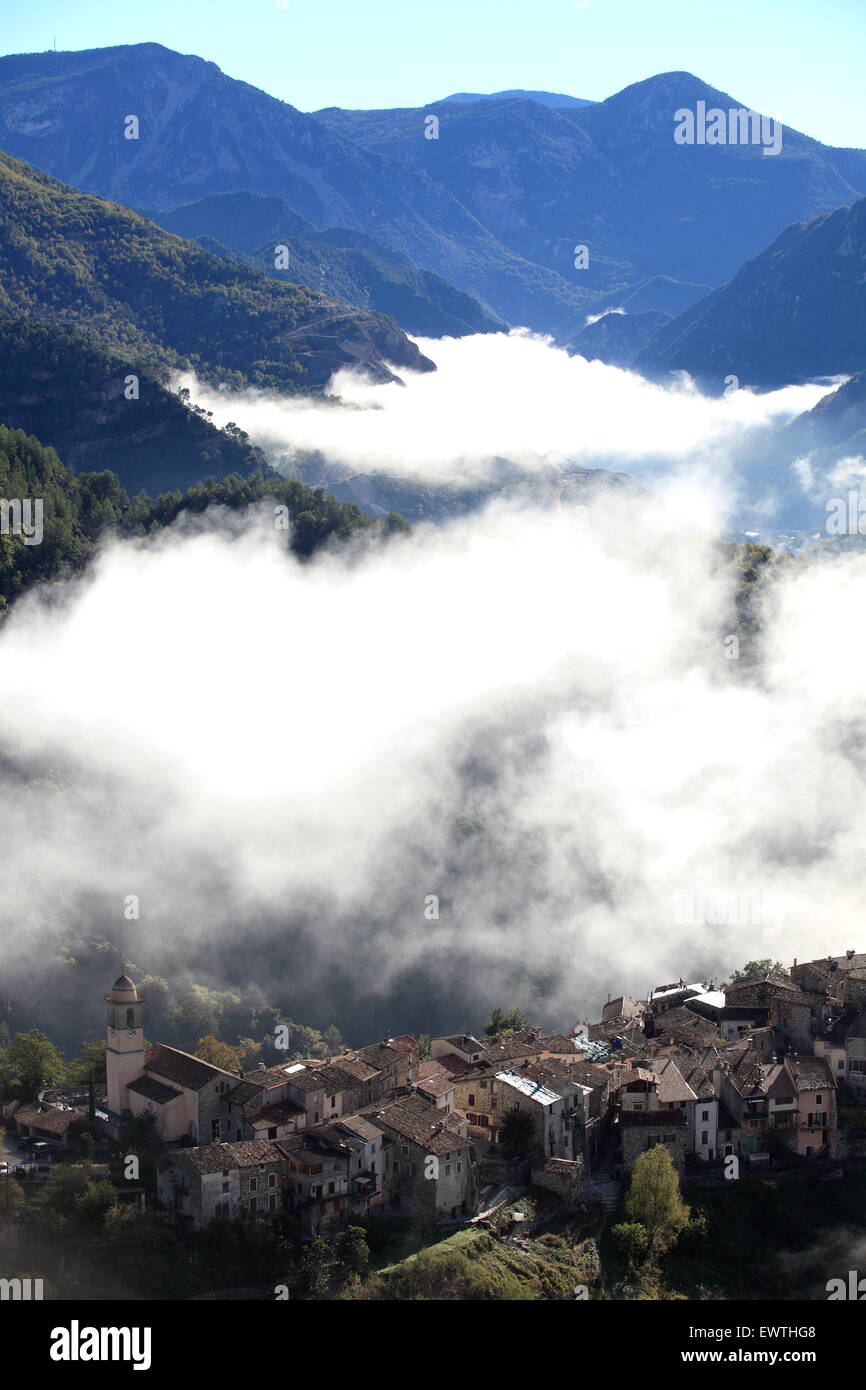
[724,978,825,1052]
[277,1113,386,1234]
[495,1064,588,1159]
[157,1139,286,1230]
[618,1111,690,1172]
[366,1093,475,1221]
[531,1157,583,1207]
[277,1129,355,1235]
[441,1032,548,1143]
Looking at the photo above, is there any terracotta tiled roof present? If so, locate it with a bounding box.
[15,1105,85,1135]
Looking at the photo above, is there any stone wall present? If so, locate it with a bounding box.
[531,1157,583,1208]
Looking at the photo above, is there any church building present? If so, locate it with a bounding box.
[104,972,237,1143]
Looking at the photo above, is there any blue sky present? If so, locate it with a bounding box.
[4,0,865,147]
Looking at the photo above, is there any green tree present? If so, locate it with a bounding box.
[483,1007,528,1037]
[723,959,788,988]
[0,1030,66,1100]
[499,1106,537,1156]
[418,1034,432,1061]
[301,1237,335,1297]
[624,1146,690,1259]
[0,1173,26,1219]
[333,1226,370,1281]
[195,1035,240,1071]
[37,1166,92,1218]
[611,1221,648,1268]
[74,1180,117,1227]
[66,1040,107,1085]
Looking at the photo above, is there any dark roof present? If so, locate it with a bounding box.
[225,1081,268,1108]
[432,1052,475,1078]
[146,1044,234,1092]
[332,1055,380,1083]
[127,1076,182,1105]
[439,1034,485,1054]
[241,1067,293,1088]
[647,1006,719,1046]
[479,1031,544,1064]
[246,1099,305,1127]
[365,1094,467,1156]
[274,1128,352,1161]
[356,1042,404,1071]
[819,1009,866,1044]
[182,1140,283,1175]
[282,1064,360,1094]
[561,1060,612,1091]
[666,1053,716,1101]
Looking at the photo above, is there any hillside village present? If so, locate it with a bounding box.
[8,950,866,1242]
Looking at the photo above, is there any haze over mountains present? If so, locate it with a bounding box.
[317,70,866,298]
[0,39,864,526]
[2,43,865,339]
[152,190,506,339]
[638,195,866,388]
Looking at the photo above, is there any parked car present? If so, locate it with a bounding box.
[12,1165,27,1177]
[31,1142,54,1159]
[0,1161,8,1174]
[17,1136,33,1150]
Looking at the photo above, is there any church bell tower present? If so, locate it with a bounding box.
[105,972,145,1116]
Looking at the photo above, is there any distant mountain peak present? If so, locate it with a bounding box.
[439,88,593,109]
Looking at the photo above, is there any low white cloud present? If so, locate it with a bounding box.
[179,330,830,494]
[2,470,866,1034]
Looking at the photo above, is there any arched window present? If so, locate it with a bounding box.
[126,1008,135,1027]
